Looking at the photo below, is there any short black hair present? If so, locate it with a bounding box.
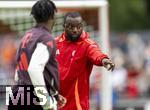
[64,12,82,24]
[31,0,57,23]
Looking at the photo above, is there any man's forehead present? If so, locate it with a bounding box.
[66,16,83,24]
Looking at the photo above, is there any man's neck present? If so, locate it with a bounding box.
[37,23,52,32]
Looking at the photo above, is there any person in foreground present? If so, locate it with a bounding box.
[8,0,66,110]
[55,12,115,110]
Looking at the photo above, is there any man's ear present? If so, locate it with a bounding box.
[63,24,65,28]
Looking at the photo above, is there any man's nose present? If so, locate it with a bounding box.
[72,27,78,33]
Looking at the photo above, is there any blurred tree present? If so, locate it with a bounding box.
[109,0,150,31]
[145,0,150,16]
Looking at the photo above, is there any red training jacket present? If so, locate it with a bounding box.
[56,31,108,110]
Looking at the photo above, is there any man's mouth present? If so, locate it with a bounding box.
[72,34,78,38]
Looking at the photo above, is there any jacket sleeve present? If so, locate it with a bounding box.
[28,42,50,86]
[86,43,108,66]
[28,42,57,109]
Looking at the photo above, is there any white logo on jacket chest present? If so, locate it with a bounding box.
[72,50,76,57]
[56,49,60,55]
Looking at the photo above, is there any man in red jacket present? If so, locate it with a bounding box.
[56,12,115,110]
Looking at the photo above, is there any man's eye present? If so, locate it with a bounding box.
[77,26,82,29]
[67,26,74,30]
[67,25,72,29]
[68,26,73,29]
[66,25,82,30]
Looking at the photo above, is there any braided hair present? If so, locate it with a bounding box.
[31,0,57,23]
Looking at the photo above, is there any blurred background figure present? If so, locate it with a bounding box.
[0,35,17,85]
[111,47,127,98]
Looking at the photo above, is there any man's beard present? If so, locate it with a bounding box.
[66,33,81,42]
